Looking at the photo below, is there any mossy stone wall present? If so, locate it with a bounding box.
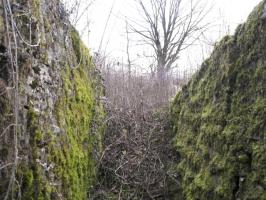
[0,1,105,199]
[171,1,266,199]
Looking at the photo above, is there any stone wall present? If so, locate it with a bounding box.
[171,1,266,199]
[0,0,105,199]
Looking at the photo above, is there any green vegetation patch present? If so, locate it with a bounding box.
[16,28,105,200]
[171,1,266,199]
[48,29,104,199]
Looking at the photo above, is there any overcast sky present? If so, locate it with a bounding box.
[74,0,262,73]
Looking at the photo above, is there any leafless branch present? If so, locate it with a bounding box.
[131,0,210,77]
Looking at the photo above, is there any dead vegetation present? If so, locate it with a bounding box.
[89,58,185,199]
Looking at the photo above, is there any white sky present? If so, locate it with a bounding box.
[74,0,262,74]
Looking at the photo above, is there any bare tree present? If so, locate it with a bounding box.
[131,0,210,78]
[126,20,132,85]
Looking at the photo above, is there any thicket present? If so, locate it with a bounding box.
[89,57,186,199]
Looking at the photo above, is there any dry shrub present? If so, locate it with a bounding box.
[90,58,185,199]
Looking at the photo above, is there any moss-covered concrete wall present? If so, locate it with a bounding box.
[171,1,266,199]
[0,0,105,199]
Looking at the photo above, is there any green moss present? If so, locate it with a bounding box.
[32,0,41,19]
[0,0,105,199]
[0,15,4,33]
[16,108,53,200]
[45,28,105,199]
[171,1,266,199]
[71,29,94,67]
[14,25,105,200]
[43,17,52,32]
[53,66,95,199]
